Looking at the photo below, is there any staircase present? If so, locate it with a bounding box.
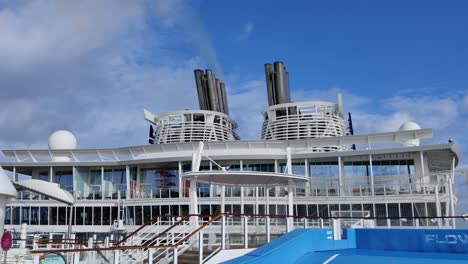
[118,216,194,263]
[177,246,220,264]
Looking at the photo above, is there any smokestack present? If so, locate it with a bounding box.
[264,61,291,106]
[206,70,219,113]
[194,70,208,110]
[264,64,276,106]
[273,61,291,104]
[193,69,230,115]
[220,83,229,115]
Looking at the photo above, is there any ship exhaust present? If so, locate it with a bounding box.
[194,69,229,114]
[264,61,291,106]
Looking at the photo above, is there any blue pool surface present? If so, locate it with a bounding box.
[224,228,468,264]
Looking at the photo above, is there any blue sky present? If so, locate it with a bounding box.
[0,0,466,169]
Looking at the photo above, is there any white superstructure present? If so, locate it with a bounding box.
[0,61,463,264]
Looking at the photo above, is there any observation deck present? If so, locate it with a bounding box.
[261,101,346,151]
[144,109,239,144]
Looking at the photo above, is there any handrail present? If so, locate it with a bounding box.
[32,213,468,254]
[142,215,190,246]
[174,214,222,247]
[115,214,183,245]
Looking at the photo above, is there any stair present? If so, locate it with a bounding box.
[177,246,219,264]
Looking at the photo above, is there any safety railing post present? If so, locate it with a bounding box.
[243,216,248,249]
[113,250,120,264]
[173,247,178,264]
[221,215,226,250]
[303,218,308,229]
[147,248,153,264]
[199,230,204,264]
[266,216,271,243]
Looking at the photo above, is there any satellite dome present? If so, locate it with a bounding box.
[399,121,421,147]
[48,130,77,150]
[399,121,421,131]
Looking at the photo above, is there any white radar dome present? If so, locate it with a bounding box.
[48,130,77,150]
[399,121,421,147]
[48,130,77,162]
[399,121,421,131]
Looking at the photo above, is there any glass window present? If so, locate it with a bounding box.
[110,207,118,225]
[5,207,11,225]
[75,207,83,225]
[94,207,101,225]
[22,207,30,224]
[144,206,151,223]
[54,170,73,192]
[30,207,39,225]
[279,161,305,175]
[243,163,275,172]
[50,207,58,225]
[135,206,142,225]
[39,171,49,182]
[309,161,339,177]
[58,207,66,225]
[103,207,110,225]
[12,207,20,225]
[85,207,92,225]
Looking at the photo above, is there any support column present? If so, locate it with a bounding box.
[49,166,54,182]
[338,156,344,196]
[147,248,154,264]
[178,162,183,199]
[125,165,131,199]
[450,156,456,229]
[189,177,199,228]
[435,185,441,228]
[221,185,225,213]
[243,216,248,249]
[369,154,375,196]
[198,231,204,264]
[287,181,294,232]
[101,166,105,200]
[221,215,226,250]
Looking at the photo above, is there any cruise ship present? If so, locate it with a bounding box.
[0,61,463,263]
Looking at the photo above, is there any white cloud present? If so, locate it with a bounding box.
[237,22,254,41]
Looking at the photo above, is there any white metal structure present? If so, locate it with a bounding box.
[144,109,239,144]
[261,101,346,151]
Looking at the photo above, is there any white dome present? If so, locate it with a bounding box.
[48,130,77,150]
[399,121,421,147]
[399,121,421,131]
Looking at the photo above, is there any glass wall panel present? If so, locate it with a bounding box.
[85,207,92,225]
[75,206,84,225]
[103,207,110,225]
[5,207,11,225]
[58,207,66,225]
[22,207,30,224]
[243,163,274,172]
[144,206,151,223]
[13,207,20,225]
[94,207,101,225]
[135,206,142,225]
[30,207,39,225]
[54,170,73,192]
[39,170,49,182]
[50,207,58,225]
[111,207,118,225]
[140,167,179,198]
[279,161,305,175]
[104,168,126,199]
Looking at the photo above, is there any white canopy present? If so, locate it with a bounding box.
[13,180,75,205]
[182,171,308,186]
[0,166,17,198]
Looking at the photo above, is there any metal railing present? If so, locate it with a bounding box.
[27,213,468,264]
